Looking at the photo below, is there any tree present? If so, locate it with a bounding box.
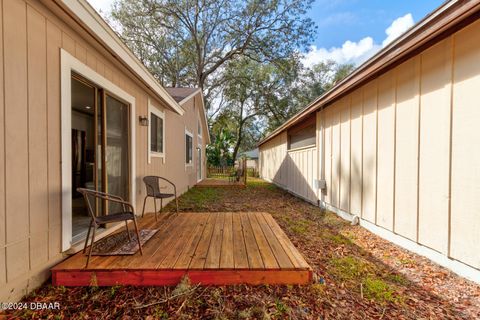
[110,0,316,97]
[298,61,356,106]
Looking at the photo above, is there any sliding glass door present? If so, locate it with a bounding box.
[71,74,130,240]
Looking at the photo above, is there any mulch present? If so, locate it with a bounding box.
[6,179,480,319]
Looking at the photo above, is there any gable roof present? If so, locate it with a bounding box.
[50,0,185,115]
[165,87,211,144]
[258,0,480,146]
[165,87,202,105]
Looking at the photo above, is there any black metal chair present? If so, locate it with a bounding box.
[77,188,143,268]
[141,176,179,220]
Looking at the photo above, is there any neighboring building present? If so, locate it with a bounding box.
[0,0,209,301]
[237,149,259,172]
[259,0,480,283]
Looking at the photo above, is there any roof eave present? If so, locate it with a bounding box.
[258,0,480,146]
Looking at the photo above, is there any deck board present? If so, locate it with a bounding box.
[232,213,249,269]
[52,212,312,286]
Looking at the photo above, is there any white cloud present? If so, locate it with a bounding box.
[303,13,415,67]
[382,13,414,47]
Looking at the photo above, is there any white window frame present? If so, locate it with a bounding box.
[185,128,194,168]
[148,99,166,164]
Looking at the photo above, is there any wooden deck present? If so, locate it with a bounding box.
[52,212,312,286]
[196,178,246,188]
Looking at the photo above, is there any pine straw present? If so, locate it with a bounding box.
[8,178,480,319]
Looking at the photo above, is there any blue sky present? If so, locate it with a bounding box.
[88,0,444,66]
[308,0,443,48]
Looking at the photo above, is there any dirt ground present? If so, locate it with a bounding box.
[7,178,480,319]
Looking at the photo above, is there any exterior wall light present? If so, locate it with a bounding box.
[139,115,149,126]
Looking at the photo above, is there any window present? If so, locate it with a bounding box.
[287,115,316,150]
[148,100,165,162]
[151,113,163,153]
[185,130,193,165]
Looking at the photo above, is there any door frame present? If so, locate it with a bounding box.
[60,49,136,251]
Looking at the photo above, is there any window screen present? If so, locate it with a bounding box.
[150,113,163,153]
[288,123,316,150]
[185,134,193,164]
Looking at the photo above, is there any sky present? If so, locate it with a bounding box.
[87,0,444,67]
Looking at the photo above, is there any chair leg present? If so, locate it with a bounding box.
[160,198,163,215]
[141,196,148,217]
[132,218,143,255]
[125,221,131,241]
[83,219,94,254]
[86,224,97,268]
[154,197,158,221]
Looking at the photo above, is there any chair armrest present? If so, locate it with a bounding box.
[81,190,135,214]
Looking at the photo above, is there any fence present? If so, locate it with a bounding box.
[207,159,247,184]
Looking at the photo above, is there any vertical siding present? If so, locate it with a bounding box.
[259,19,480,273]
[376,72,395,231]
[339,98,350,212]
[324,112,332,204]
[286,147,317,203]
[362,81,377,223]
[46,20,62,260]
[450,21,480,268]
[394,57,420,241]
[418,39,452,254]
[4,0,30,282]
[0,0,5,285]
[331,108,340,207]
[259,132,288,187]
[350,91,363,217]
[27,5,49,268]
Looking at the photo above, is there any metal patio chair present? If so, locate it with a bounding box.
[77,188,143,268]
[141,176,179,220]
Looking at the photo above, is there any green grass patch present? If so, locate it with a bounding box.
[387,273,408,285]
[363,278,398,304]
[282,216,311,235]
[247,178,277,190]
[177,187,221,209]
[321,211,346,227]
[326,233,353,245]
[328,256,370,281]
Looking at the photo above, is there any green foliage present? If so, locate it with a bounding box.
[110,0,316,90]
[363,278,397,304]
[206,127,235,166]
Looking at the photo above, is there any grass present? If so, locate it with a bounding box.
[363,278,398,304]
[282,216,311,235]
[329,256,370,281]
[175,186,221,210]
